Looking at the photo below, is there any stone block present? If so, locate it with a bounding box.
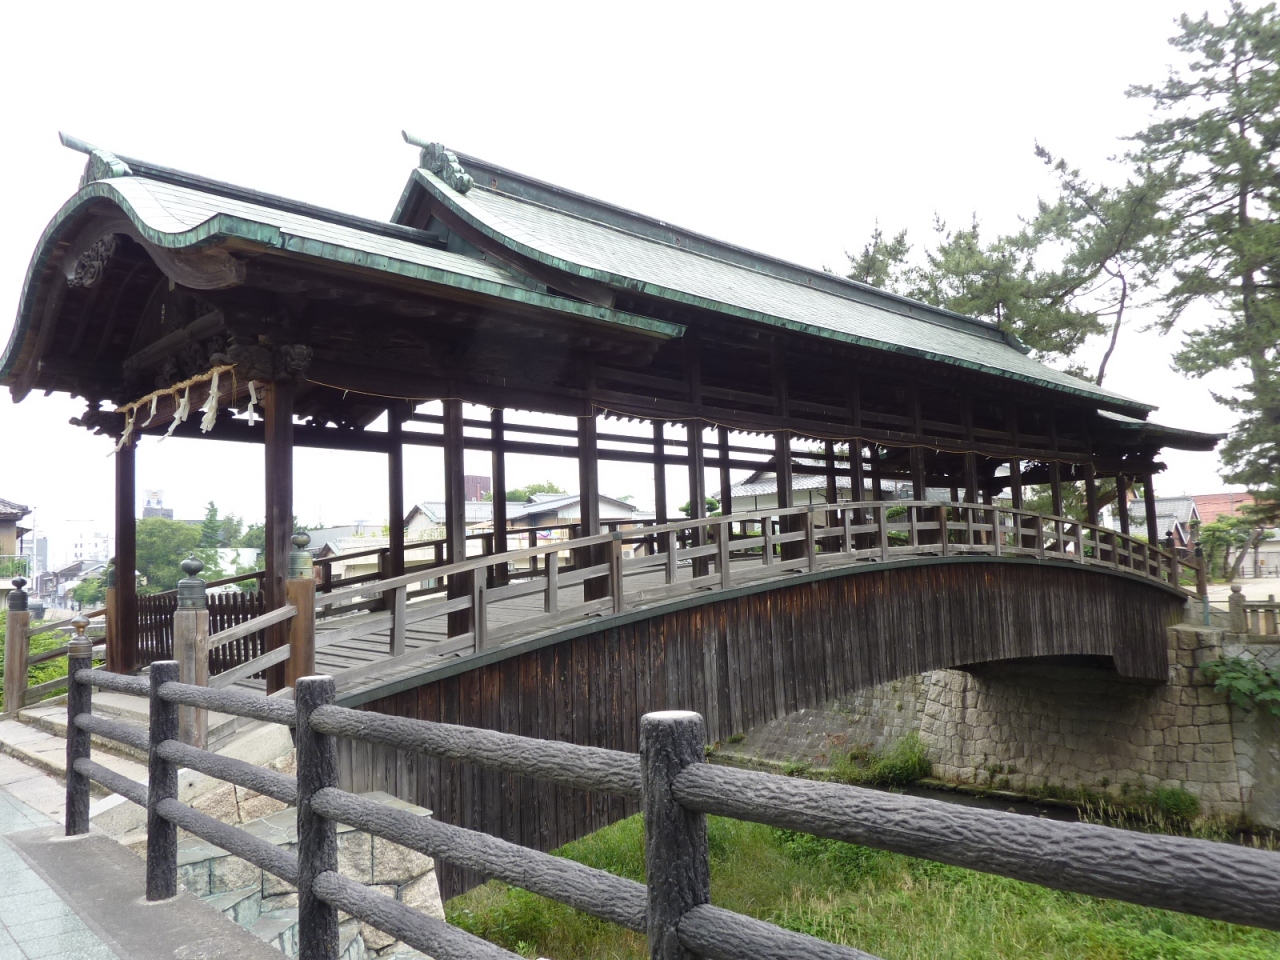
[358,885,400,952]
[1179,726,1201,745]
[372,836,434,885]
[264,869,296,896]
[192,783,243,824]
[238,790,288,822]
[178,861,211,897]
[1200,724,1232,745]
[210,854,262,894]
[400,869,445,920]
[261,891,298,911]
[339,829,374,883]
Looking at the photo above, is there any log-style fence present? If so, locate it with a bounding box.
[59,620,1280,959]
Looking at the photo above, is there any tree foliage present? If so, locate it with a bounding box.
[487,481,566,503]
[135,517,200,593]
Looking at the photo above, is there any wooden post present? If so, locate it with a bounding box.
[964,452,978,504]
[579,408,608,600]
[1009,459,1023,509]
[640,711,710,960]
[287,535,319,677]
[3,578,28,715]
[653,421,668,528]
[263,380,294,695]
[610,537,625,614]
[1143,474,1159,547]
[688,422,708,577]
[490,409,508,586]
[146,660,179,901]
[774,431,793,509]
[718,427,733,517]
[104,563,117,674]
[823,439,838,505]
[295,675,340,960]
[443,399,472,637]
[910,448,926,502]
[64,616,92,836]
[870,446,884,501]
[173,557,209,749]
[115,436,137,674]
[387,410,405,578]
[1117,474,1131,537]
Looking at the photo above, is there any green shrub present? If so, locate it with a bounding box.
[832,733,932,787]
[1201,656,1280,716]
[1155,787,1201,824]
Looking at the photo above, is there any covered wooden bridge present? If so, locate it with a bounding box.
[2,133,1219,889]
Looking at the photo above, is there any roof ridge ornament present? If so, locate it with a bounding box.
[59,132,133,188]
[401,130,473,194]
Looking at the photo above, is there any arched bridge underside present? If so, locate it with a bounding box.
[338,557,1185,899]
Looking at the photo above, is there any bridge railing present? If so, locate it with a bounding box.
[61,637,1280,959]
[183,499,1189,693]
[1228,585,1280,636]
[2,577,107,713]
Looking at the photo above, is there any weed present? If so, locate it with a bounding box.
[831,733,932,787]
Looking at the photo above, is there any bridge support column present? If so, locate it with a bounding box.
[490,409,508,586]
[113,435,137,674]
[444,399,473,638]
[263,380,294,694]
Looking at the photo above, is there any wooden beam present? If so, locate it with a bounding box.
[113,436,137,675]
[263,380,294,694]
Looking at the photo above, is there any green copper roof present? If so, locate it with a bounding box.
[409,163,1154,415]
[2,172,683,388]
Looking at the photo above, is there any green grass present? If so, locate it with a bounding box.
[0,610,72,712]
[448,814,1280,960]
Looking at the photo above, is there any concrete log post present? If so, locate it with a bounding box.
[296,675,339,960]
[287,535,318,683]
[641,710,710,960]
[147,660,180,900]
[173,556,209,748]
[3,578,29,715]
[64,616,93,835]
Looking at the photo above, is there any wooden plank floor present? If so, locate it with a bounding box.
[232,557,800,700]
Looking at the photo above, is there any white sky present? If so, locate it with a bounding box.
[0,1,1249,564]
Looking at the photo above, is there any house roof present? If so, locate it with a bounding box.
[507,493,638,520]
[1192,492,1256,524]
[1129,496,1199,527]
[397,146,1163,417]
[0,499,30,521]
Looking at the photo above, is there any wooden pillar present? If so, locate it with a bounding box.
[849,442,865,502]
[262,380,294,694]
[1117,474,1131,536]
[717,427,733,516]
[114,435,137,674]
[870,446,884,501]
[1084,463,1099,525]
[387,409,405,578]
[443,399,472,636]
[824,439,838,505]
[1009,459,1023,509]
[490,409,508,585]
[1143,474,1159,546]
[1049,461,1063,517]
[174,558,209,749]
[579,408,608,599]
[775,432,793,508]
[910,448,926,501]
[687,422,708,576]
[964,453,979,503]
[653,421,668,526]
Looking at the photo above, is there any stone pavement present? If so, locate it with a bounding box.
[1208,576,1280,602]
[0,755,280,960]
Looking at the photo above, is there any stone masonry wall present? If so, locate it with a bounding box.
[718,622,1280,826]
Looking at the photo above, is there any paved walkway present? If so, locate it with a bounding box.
[0,755,279,960]
[1208,576,1280,603]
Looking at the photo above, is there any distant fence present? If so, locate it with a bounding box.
[60,622,1280,960]
[1229,585,1280,637]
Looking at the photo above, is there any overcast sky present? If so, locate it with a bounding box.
[0,1,1249,563]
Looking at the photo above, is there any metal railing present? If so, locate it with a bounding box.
[61,630,1280,959]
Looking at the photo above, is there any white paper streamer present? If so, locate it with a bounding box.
[164,387,191,439]
[113,409,136,453]
[246,381,260,425]
[200,369,221,433]
[141,393,158,427]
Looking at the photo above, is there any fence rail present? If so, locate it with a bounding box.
[1229,585,1279,636]
[60,626,1280,960]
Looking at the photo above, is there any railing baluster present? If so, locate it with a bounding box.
[545,550,559,614]
[64,616,93,836]
[610,537,625,615]
[804,509,817,572]
[718,521,732,589]
[146,660,179,901]
[878,504,889,561]
[641,711,710,960]
[296,675,340,960]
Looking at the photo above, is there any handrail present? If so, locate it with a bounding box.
[63,664,1280,960]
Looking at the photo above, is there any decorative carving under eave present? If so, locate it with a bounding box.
[421,143,474,194]
[66,235,119,289]
[206,340,311,382]
[275,343,313,381]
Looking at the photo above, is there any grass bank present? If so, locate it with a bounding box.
[448,814,1280,959]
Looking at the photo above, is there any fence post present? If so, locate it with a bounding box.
[3,578,29,716]
[287,535,318,682]
[804,508,818,571]
[174,556,209,748]
[717,521,732,589]
[1229,585,1247,634]
[296,675,339,960]
[641,710,710,960]
[64,615,93,836]
[146,660,180,900]
[610,535,625,614]
[104,559,118,673]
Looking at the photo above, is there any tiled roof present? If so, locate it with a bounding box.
[413,160,1155,414]
[1192,493,1256,523]
[0,498,29,520]
[1130,496,1198,526]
